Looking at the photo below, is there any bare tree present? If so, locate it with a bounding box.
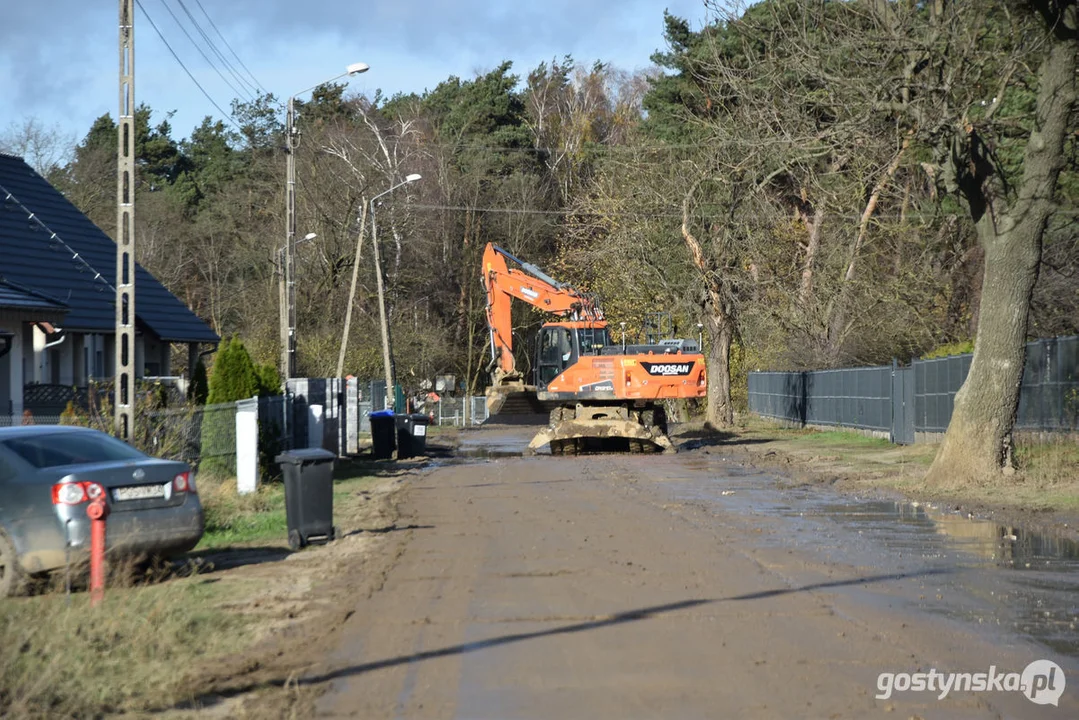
[0,118,74,178]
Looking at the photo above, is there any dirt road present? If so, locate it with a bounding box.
[306,425,1078,719]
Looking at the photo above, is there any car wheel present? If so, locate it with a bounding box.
[0,530,26,598]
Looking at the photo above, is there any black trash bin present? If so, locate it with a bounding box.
[369,409,397,459]
[275,448,338,550]
[395,413,430,459]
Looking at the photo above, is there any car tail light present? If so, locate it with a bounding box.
[173,471,195,494]
[52,481,106,505]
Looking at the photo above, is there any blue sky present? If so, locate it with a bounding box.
[0,0,713,147]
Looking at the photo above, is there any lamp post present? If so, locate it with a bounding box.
[281,62,369,380]
[370,173,422,410]
[277,232,316,275]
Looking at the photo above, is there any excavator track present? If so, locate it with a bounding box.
[529,405,673,456]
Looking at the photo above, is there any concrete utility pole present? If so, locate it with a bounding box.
[280,63,369,381]
[370,174,421,410]
[336,202,368,379]
[281,95,297,380]
[115,0,136,441]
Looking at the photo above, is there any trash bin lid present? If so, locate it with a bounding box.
[275,448,337,465]
[369,409,396,418]
[409,413,431,424]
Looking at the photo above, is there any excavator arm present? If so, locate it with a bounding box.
[482,243,602,380]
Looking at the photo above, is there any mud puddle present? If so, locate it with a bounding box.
[665,457,1079,658]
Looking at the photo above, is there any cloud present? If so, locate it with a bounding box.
[0,0,708,142]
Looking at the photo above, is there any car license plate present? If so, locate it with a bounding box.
[113,484,166,502]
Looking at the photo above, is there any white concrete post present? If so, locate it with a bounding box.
[32,324,46,384]
[346,377,359,455]
[235,396,259,495]
[308,403,324,450]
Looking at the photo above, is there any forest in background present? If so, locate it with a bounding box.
[3,0,1077,421]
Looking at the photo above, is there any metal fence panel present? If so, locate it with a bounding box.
[801,365,891,431]
[359,401,372,433]
[747,371,805,424]
[913,336,1078,433]
[892,366,914,445]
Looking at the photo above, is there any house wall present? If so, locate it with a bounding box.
[142,336,172,377]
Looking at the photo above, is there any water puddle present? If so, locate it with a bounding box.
[456,447,525,459]
[662,463,1079,658]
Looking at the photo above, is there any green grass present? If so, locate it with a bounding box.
[0,578,246,717]
[786,428,895,450]
[195,471,383,550]
[196,479,287,550]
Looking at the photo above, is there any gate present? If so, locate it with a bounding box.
[891,363,914,445]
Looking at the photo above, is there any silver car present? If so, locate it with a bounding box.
[0,425,204,596]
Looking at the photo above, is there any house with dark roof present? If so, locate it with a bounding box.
[0,152,219,419]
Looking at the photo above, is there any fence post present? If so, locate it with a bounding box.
[308,404,324,450]
[235,396,259,495]
[799,371,808,426]
[346,377,359,455]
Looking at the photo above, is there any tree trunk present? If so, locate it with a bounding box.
[798,205,824,306]
[681,185,735,428]
[704,312,734,427]
[927,22,1076,486]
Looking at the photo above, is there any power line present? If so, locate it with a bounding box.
[134,0,242,130]
[155,0,251,102]
[404,201,1079,222]
[176,0,261,99]
[192,0,266,95]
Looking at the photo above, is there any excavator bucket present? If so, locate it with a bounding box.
[485,382,559,416]
[527,417,675,456]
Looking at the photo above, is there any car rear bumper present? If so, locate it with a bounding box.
[18,495,204,573]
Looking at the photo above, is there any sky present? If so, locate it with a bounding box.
[0,0,713,149]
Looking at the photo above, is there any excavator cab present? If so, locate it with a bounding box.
[534,324,611,390]
[535,325,575,389]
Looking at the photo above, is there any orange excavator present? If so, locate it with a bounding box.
[481,243,707,454]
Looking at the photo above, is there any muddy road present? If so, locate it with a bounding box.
[308,423,1079,719]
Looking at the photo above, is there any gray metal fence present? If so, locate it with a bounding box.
[806,366,892,432]
[748,366,892,435]
[913,354,973,433]
[749,335,1079,443]
[430,396,489,426]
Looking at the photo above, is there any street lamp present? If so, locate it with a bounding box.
[371,173,422,410]
[280,63,369,380]
[277,232,316,267]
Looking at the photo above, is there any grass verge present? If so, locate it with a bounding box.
[2,463,391,718]
[0,577,245,717]
[723,417,1079,515]
[197,476,288,549]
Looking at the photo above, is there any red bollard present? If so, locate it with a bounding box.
[86,495,108,606]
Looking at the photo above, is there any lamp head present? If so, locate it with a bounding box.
[405,173,422,183]
[303,232,318,241]
[346,62,370,75]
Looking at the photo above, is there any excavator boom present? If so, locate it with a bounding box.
[482,243,602,381]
